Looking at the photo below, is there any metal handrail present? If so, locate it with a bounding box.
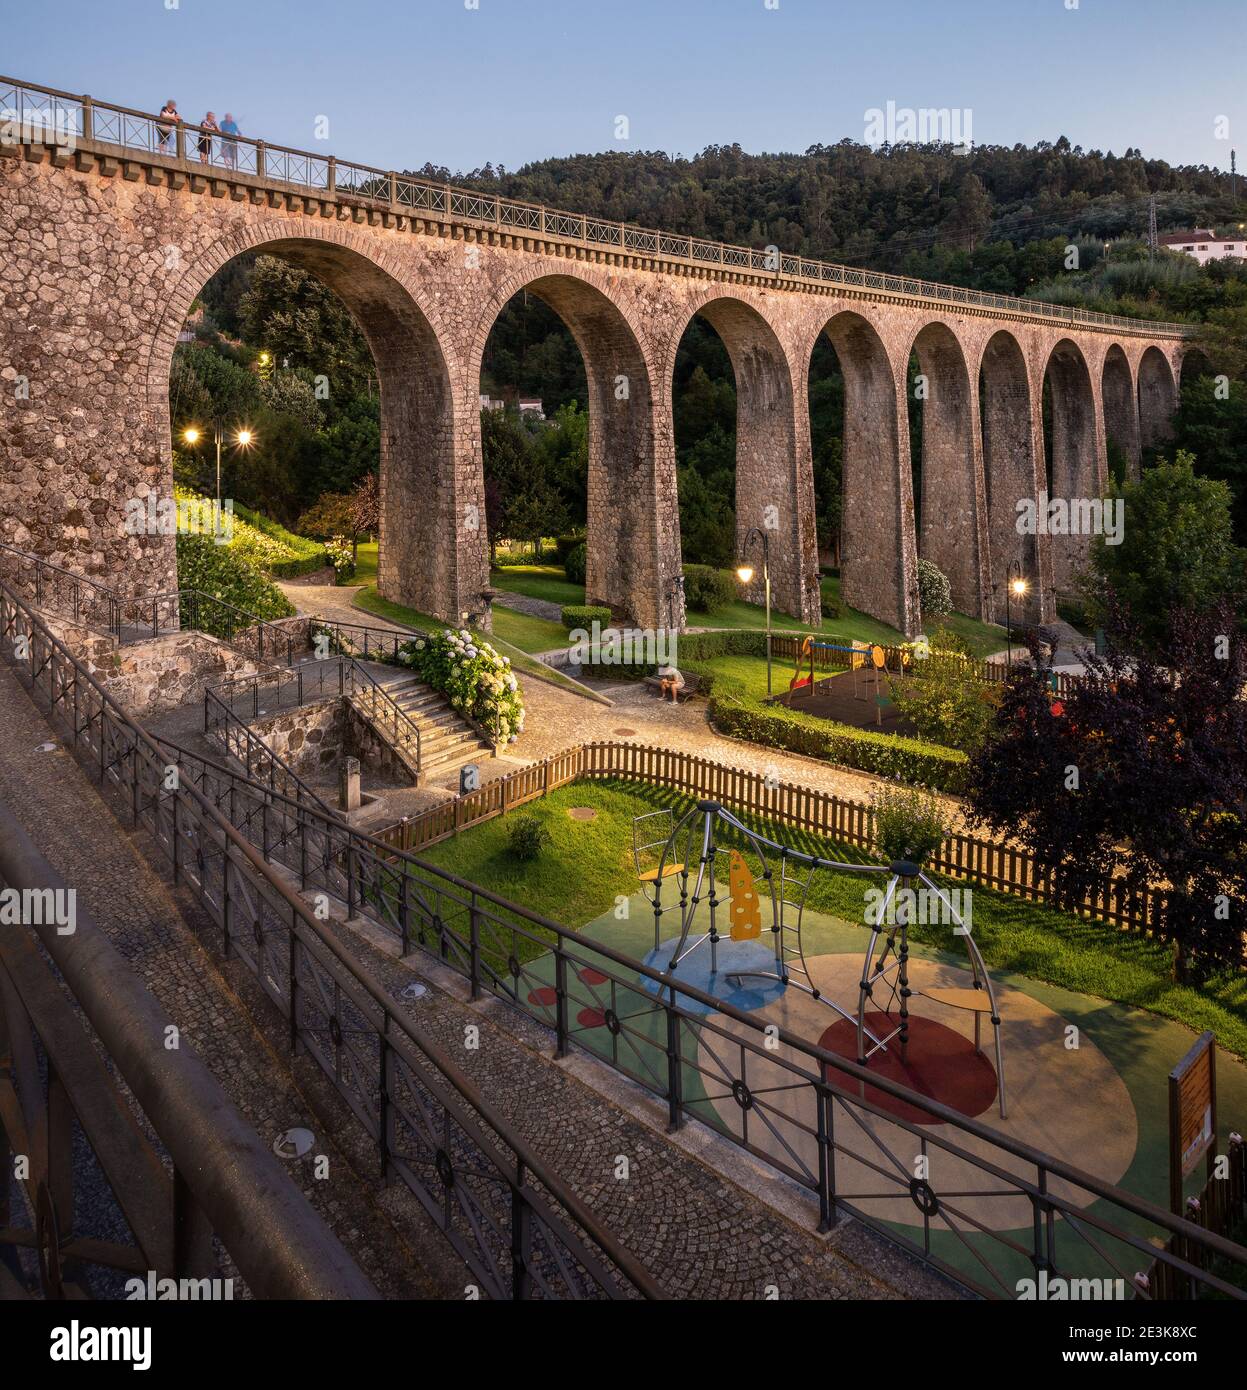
[203,682,336,815]
[0,539,124,641]
[0,576,658,1299]
[0,73,1195,339]
[0,799,379,1300]
[208,652,422,772]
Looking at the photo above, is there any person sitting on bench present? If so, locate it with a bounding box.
[656,664,685,702]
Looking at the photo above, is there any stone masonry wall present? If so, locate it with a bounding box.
[1,136,1189,637]
[43,618,266,718]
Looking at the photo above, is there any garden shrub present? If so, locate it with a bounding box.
[507,815,551,861]
[682,563,737,614]
[397,628,525,745]
[892,647,1000,756]
[562,604,611,630]
[917,558,952,619]
[563,541,587,586]
[175,532,295,625]
[553,535,584,565]
[325,535,356,583]
[869,782,952,865]
[820,594,841,619]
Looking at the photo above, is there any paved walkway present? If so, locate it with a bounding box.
[493,589,563,622]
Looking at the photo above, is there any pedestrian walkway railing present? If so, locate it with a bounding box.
[112,723,1247,1300]
[0,577,661,1300]
[0,73,1194,340]
[0,540,301,659]
[207,653,423,774]
[0,796,378,1300]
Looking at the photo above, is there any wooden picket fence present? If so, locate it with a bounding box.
[377,740,1167,938]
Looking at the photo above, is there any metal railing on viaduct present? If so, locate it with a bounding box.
[0,73,1191,339]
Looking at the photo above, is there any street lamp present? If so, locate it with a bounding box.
[1004,560,1028,667]
[182,421,256,503]
[736,526,772,695]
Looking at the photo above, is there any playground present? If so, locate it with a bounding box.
[413,780,1247,1294]
[773,637,917,733]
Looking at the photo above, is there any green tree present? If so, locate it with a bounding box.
[1081,451,1246,650]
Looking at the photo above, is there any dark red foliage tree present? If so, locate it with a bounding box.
[964,601,1247,981]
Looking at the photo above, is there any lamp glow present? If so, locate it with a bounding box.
[735,564,754,584]
[236,428,254,447]
[182,426,201,445]
[1010,577,1028,597]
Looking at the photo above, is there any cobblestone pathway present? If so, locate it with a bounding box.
[329,918,959,1300]
[492,589,564,621]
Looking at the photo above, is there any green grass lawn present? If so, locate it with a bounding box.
[415,779,1247,1057]
[491,564,585,609]
[353,540,378,584]
[464,562,1007,656]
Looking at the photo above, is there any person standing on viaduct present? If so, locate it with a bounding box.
[156,99,179,154]
[197,112,219,164]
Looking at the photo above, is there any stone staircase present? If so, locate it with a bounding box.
[382,677,494,780]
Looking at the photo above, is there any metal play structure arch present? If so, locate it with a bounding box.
[633,800,1006,1118]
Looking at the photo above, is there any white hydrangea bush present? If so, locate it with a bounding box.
[398,629,525,745]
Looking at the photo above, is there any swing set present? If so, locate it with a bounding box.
[787,637,912,725]
[632,800,1007,1117]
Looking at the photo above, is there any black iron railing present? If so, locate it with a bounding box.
[0,578,660,1300]
[206,653,422,773]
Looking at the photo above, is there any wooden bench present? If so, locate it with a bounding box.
[642,674,695,703]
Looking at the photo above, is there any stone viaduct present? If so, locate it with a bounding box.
[0,78,1197,637]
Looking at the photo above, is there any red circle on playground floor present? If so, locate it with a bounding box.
[577,1007,608,1029]
[818,1011,998,1125]
[578,966,608,986]
[527,986,557,1007]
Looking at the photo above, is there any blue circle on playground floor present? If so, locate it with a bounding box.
[640,936,787,1017]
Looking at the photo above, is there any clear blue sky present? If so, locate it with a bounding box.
[4,0,1243,174]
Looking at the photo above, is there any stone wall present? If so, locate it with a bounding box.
[43,618,266,718]
[239,696,417,787]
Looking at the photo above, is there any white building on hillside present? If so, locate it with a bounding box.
[1158,228,1247,265]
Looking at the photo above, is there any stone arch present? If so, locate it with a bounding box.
[1043,338,1100,594]
[149,220,474,624]
[814,310,918,635]
[468,267,678,629]
[668,293,819,623]
[1101,343,1140,479]
[978,329,1040,621]
[906,320,986,617]
[1137,345,1178,457]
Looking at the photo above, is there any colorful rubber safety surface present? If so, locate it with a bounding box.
[508,894,1247,1296]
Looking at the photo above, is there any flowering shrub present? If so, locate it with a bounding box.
[175,532,294,625]
[398,629,525,745]
[324,534,356,583]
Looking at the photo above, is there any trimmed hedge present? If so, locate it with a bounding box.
[706,675,968,792]
[563,541,587,586]
[553,534,584,565]
[562,604,612,629]
[682,564,737,613]
[232,501,328,577]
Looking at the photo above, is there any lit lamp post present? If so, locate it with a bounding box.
[736,526,772,696]
[182,421,256,503]
[1004,560,1028,667]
